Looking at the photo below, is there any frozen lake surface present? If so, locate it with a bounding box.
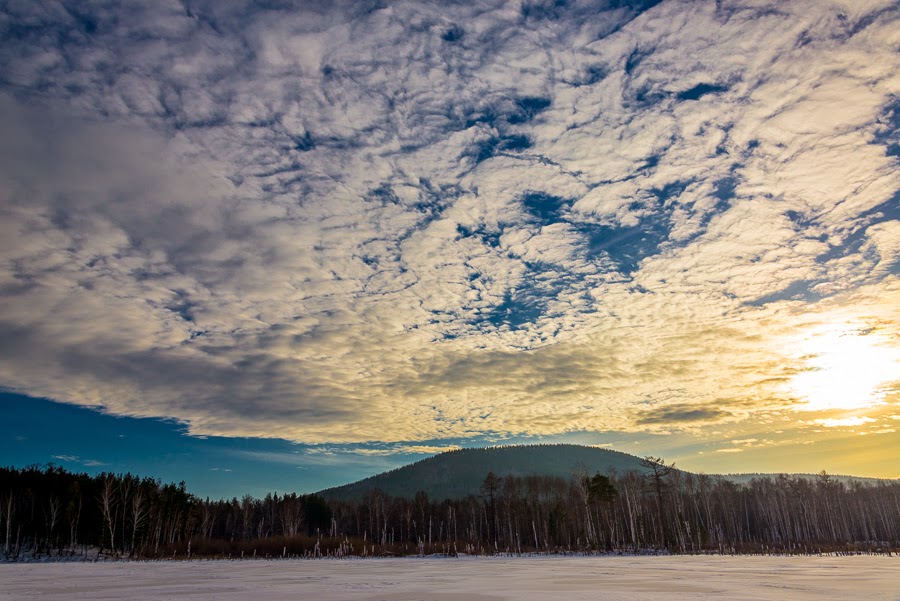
[1,555,898,600]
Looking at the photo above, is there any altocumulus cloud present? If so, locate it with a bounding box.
[0,0,897,444]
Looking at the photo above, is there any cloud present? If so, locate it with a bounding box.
[0,0,897,447]
[51,454,106,467]
[315,444,463,457]
[860,427,895,435]
[813,417,876,428]
[635,404,734,426]
[301,443,462,457]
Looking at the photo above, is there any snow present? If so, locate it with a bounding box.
[0,555,897,600]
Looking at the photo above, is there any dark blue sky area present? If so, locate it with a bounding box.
[0,392,411,499]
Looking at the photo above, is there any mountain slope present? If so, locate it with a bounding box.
[318,444,651,501]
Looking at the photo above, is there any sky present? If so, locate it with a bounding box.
[0,0,898,498]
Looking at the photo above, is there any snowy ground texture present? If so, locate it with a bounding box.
[1,555,899,600]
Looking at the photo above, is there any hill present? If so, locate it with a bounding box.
[318,444,652,501]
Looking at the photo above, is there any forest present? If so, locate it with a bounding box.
[1,457,898,560]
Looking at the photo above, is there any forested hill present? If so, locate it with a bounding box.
[318,444,651,501]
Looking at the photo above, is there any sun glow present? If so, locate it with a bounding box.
[787,324,900,412]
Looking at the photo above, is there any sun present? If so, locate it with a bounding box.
[786,323,900,412]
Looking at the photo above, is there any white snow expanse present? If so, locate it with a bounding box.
[0,555,897,600]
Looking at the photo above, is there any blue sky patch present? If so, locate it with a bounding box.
[521,191,568,224]
[677,83,729,101]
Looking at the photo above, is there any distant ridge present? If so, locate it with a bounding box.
[722,473,891,486]
[318,444,650,501]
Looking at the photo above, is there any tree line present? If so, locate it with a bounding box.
[1,458,897,560]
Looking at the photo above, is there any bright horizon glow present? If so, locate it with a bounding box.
[787,324,900,413]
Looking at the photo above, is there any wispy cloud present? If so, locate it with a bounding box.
[814,417,876,428]
[0,0,897,450]
[302,443,461,457]
[52,454,106,467]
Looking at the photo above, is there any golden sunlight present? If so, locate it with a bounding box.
[787,323,900,412]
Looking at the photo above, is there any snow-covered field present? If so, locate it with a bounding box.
[1,555,897,600]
